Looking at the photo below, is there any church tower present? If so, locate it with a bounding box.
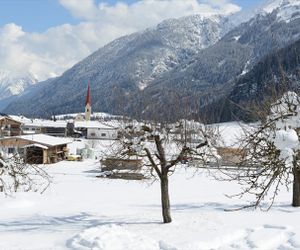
[85,81,91,121]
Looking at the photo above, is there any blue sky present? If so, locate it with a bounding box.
[232,0,262,9]
[0,0,265,81]
[0,0,263,32]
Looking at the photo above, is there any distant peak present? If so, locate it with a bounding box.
[261,0,300,13]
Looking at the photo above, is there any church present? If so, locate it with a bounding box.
[74,82,118,140]
[85,81,91,121]
[74,81,92,122]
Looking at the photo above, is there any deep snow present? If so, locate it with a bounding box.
[0,122,300,250]
[0,159,300,250]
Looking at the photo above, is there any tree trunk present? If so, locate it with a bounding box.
[292,167,300,207]
[160,174,172,223]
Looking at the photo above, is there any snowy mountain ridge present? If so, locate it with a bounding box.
[2,13,237,116]
[0,69,37,100]
[135,14,234,90]
[261,0,300,13]
[1,13,234,102]
[4,1,300,119]
[259,0,300,23]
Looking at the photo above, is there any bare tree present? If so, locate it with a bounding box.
[0,154,50,194]
[225,91,300,209]
[106,120,219,223]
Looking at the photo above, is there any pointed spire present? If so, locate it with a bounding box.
[86,81,91,106]
[85,81,92,121]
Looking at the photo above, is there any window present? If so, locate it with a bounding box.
[8,148,15,154]
[101,133,106,137]
[90,132,96,137]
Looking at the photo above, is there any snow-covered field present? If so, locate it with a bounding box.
[0,121,300,250]
[0,159,300,250]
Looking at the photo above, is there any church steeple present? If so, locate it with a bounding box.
[85,81,91,121]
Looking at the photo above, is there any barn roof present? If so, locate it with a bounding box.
[6,134,72,147]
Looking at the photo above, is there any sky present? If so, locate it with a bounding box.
[0,0,262,32]
[0,0,264,80]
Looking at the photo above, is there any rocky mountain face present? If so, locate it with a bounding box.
[4,0,300,122]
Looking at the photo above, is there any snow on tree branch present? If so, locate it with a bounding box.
[0,155,51,194]
[224,91,300,210]
[102,119,221,223]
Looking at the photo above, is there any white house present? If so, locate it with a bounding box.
[74,121,118,140]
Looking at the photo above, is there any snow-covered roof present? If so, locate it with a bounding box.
[0,115,22,124]
[26,120,66,128]
[13,134,72,147]
[55,112,116,119]
[8,115,67,128]
[74,121,116,129]
[9,115,31,123]
[22,143,49,149]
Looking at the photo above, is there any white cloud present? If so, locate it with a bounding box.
[59,0,98,20]
[0,0,241,81]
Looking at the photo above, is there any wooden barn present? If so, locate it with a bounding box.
[0,134,72,164]
[217,147,246,166]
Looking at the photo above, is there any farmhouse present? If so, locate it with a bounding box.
[0,115,22,137]
[0,134,72,164]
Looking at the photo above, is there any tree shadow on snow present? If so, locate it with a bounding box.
[137,202,300,213]
[0,212,162,233]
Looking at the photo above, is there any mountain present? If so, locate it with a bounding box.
[218,37,300,122]
[5,1,300,122]
[260,0,300,16]
[125,2,300,122]
[4,14,235,117]
[0,70,37,110]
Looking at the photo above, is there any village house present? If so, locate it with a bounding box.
[9,116,67,137]
[22,120,67,137]
[0,115,22,137]
[0,134,71,164]
[74,121,118,140]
